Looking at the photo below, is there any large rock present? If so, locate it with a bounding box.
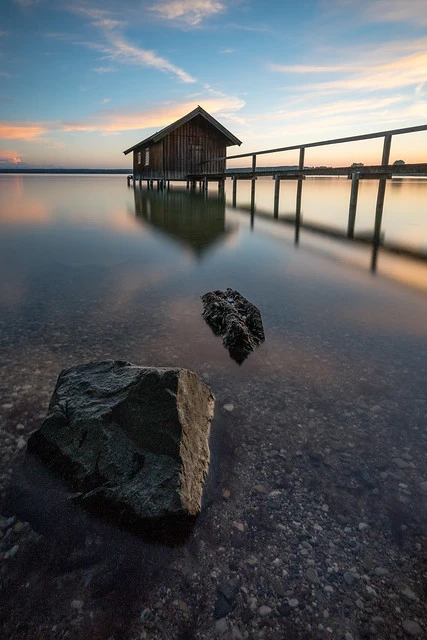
[201,288,265,363]
[26,361,214,535]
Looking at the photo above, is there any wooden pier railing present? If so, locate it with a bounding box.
[191,123,427,268]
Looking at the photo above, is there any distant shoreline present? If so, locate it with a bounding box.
[0,169,132,174]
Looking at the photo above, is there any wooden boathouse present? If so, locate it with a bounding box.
[123,105,242,183]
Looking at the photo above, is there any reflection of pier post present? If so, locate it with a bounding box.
[250,154,256,220]
[232,176,237,207]
[273,175,280,219]
[371,134,392,272]
[295,147,305,244]
[347,172,359,238]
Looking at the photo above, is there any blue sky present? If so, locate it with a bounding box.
[1,0,426,168]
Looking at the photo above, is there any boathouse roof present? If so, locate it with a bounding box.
[123,105,242,155]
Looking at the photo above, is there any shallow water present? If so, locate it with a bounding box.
[0,175,427,639]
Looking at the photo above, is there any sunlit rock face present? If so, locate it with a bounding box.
[27,361,214,533]
[201,288,265,364]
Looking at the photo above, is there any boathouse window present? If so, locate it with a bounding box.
[144,148,150,166]
[137,151,141,165]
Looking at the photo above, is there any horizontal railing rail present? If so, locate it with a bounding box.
[201,123,427,168]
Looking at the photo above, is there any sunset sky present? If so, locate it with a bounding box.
[1,0,427,169]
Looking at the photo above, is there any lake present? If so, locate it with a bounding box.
[0,174,426,639]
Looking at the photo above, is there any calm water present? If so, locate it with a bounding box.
[1,174,427,638]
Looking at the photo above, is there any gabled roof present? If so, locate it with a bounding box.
[123,105,242,155]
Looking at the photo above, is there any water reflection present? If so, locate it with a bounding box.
[133,186,233,257]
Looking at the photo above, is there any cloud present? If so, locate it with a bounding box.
[269,63,355,73]
[102,97,111,103]
[298,52,427,94]
[219,48,235,54]
[0,96,13,103]
[0,149,22,164]
[13,0,41,6]
[92,66,115,73]
[61,95,245,134]
[362,0,427,27]
[0,72,11,77]
[149,0,226,26]
[69,6,196,84]
[0,122,48,140]
[102,33,196,83]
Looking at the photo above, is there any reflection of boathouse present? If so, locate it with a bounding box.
[123,106,241,181]
[134,188,232,256]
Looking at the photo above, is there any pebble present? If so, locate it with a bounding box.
[288,598,299,608]
[393,458,409,469]
[4,545,19,559]
[15,423,25,431]
[344,571,359,585]
[355,598,364,610]
[258,605,272,617]
[71,600,83,610]
[420,482,427,492]
[215,618,228,634]
[358,522,369,531]
[222,489,231,500]
[402,620,423,637]
[223,404,234,412]
[16,437,26,451]
[253,484,266,493]
[232,521,245,532]
[305,567,320,584]
[244,555,258,566]
[374,567,388,577]
[400,586,419,602]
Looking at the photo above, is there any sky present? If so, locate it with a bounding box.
[1,0,427,169]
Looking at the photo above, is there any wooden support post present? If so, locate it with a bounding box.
[150,180,153,189]
[347,172,359,238]
[186,180,189,190]
[146,180,150,189]
[138,175,142,187]
[232,176,237,207]
[371,178,387,271]
[127,175,131,186]
[252,154,257,175]
[218,178,225,196]
[273,175,280,218]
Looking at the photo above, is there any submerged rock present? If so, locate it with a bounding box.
[201,288,265,363]
[26,361,214,538]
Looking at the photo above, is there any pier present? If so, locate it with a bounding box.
[129,123,427,269]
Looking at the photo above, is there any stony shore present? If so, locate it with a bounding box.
[1,342,426,640]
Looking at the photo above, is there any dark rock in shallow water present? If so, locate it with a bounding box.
[201,288,265,363]
[26,361,214,540]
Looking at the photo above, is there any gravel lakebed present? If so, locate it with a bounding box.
[0,342,426,640]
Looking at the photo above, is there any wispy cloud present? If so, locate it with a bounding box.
[219,48,235,54]
[69,5,197,83]
[0,122,48,140]
[62,95,245,134]
[92,66,115,73]
[0,72,11,77]
[149,0,226,26]
[102,33,196,83]
[361,0,427,27]
[13,0,41,6]
[269,38,427,98]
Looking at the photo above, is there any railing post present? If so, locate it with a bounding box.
[347,171,360,238]
[299,147,305,170]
